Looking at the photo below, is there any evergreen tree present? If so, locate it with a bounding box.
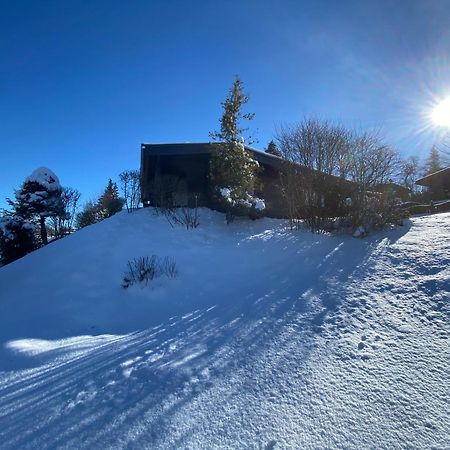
[266,140,281,157]
[209,76,262,223]
[209,75,255,144]
[423,147,442,175]
[11,167,63,245]
[0,214,36,265]
[76,201,100,229]
[97,179,123,219]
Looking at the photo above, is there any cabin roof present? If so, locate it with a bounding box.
[140,142,357,188]
[140,142,284,169]
[416,166,450,187]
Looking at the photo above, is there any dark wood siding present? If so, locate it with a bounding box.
[140,143,354,217]
[141,146,212,206]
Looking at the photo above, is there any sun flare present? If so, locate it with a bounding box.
[431,97,450,128]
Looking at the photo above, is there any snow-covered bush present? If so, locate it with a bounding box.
[219,186,265,220]
[348,192,409,238]
[122,255,178,288]
[352,225,367,238]
[11,167,64,245]
[0,215,36,265]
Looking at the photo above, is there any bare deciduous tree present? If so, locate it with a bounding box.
[344,132,401,230]
[278,161,305,229]
[119,170,141,213]
[276,118,352,231]
[400,155,420,197]
[346,132,399,188]
[277,118,402,233]
[50,187,81,238]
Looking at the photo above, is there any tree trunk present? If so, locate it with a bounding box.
[225,206,234,224]
[39,216,48,245]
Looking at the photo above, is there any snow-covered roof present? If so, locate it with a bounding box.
[25,167,61,191]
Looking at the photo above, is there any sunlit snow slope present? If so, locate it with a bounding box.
[0,209,449,449]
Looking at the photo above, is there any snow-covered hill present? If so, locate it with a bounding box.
[0,209,449,449]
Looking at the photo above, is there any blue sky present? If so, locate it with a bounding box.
[1,0,450,207]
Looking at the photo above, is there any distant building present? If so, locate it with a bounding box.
[416,166,450,200]
[373,182,410,202]
[140,142,352,217]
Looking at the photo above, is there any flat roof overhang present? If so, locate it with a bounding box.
[416,166,450,188]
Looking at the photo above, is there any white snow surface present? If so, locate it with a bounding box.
[24,167,61,190]
[219,187,266,211]
[0,209,449,449]
[219,187,233,202]
[252,196,266,211]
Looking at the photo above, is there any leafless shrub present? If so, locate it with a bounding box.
[122,256,157,288]
[165,206,200,229]
[164,194,200,230]
[148,175,200,229]
[122,255,178,288]
[159,256,178,279]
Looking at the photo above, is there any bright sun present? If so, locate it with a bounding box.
[431,97,450,128]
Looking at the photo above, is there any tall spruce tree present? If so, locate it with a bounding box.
[423,146,442,175]
[266,140,281,157]
[209,76,261,223]
[209,76,255,143]
[98,179,123,219]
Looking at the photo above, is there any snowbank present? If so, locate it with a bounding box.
[0,209,449,449]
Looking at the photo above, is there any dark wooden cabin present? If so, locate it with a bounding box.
[416,166,450,199]
[140,142,351,217]
[373,182,410,202]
